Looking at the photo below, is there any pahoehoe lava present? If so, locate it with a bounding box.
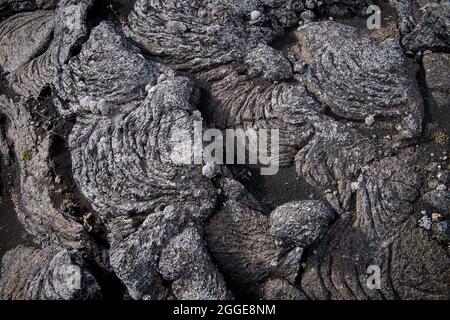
[0,0,448,300]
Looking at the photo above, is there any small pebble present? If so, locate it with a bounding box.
[250,10,262,21]
[79,96,92,109]
[89,100,98,114]
[158,74,167,83]
[365,115,375,126]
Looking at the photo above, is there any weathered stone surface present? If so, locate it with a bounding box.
[300,150,449,300]
[295,120,378,213]
[53,21,166,116]
[0,0,58,16]
[421,162,450,216]
[205,171,305,297]
[0,245,100,300]
[0,0,92,97]
[245,43,293,81]
[124,0,303,70]
[55,23,222,300]
[390,228,449,300]
[108,206,186,300]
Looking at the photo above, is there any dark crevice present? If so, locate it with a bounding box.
[87,0,135,30]
[67,0,109,59]
[411,54,449,154]
[0,74,21,100]
[69,0,136,59]
[38,91,121,297]
[48,130,110,249]
[269,26,298,52]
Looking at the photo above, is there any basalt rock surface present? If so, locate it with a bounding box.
[0,245,101,299]
[399,0,449,52]
[0,0,448,300]
[0,0,92,97]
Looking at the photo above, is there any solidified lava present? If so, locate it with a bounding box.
[0,0,448,300]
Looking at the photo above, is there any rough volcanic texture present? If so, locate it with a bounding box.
[205,170,305,297]
[55,23,216,217]
[422,52,449,111]
[0,0,449,300]
[295,21,423,137]
[301,150,449,300]
[159,225,229,300]
[269,200,335,248]
[0,0,59,21]
[0,245,100,299]
[0,0,92,97]
[401,1,450,52]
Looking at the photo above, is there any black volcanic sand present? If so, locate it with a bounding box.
[230,165,323,210]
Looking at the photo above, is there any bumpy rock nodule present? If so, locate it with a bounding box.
[0,0,448,300]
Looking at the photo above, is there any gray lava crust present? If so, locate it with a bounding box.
[0,0,448,300]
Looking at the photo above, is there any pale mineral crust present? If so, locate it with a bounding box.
[0,0,449,300]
